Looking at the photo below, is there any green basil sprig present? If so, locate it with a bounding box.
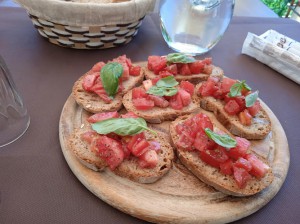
[245,91,259,107]
[100,62,123,98]
[166,53,196,65]
[228,80,251,97]
[91,117,156,136]
[147,76,178,96]
[205,128,237,149]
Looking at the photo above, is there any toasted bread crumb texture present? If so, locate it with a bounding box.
[170,114,274,196]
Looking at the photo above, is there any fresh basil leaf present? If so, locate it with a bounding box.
[100,62,123,98]
[147,86,178,96]
[147,76,179,97]
[166,53,196,64]
[228,80,251,97]
[146,86,166,96]
[92,118,156,136]
[163,87,178,96]
[205,128,236,149]
[245,91,259,107]
[156,76,179,88]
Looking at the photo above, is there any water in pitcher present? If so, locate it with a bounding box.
[159,0,234,55]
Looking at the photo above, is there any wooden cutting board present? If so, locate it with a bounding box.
[59,95,290,224]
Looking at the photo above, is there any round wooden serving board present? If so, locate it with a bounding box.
[59,95,290,224]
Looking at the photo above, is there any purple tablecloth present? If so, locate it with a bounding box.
[0,7,300,224]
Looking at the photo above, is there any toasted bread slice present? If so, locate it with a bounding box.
[195,83,271,140]
[170,113,274,196]
[143,65,224,84]
[122,86,200,124]
[72,67,144,113]
[68,125,174,184]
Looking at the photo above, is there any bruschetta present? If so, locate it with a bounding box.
[72,55,144,113]
[122,75,199,123]
[68,111,174,184]
[196,76,271,140]
[144,53,223,84]
[170,112,274,196]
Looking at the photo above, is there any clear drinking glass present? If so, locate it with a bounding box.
[159,0,235,55]
[0,56,30,147]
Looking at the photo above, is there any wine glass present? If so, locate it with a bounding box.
[0,55,30,147]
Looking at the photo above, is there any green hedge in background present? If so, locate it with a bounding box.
[261,0,297,17]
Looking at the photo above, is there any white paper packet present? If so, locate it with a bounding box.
[242,30,300,84]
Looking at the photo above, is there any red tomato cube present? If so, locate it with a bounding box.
[179,81,194,96]
[188,61,205,74]
[179,64,192,75]
[224,100,241,115]
[248,100,261,116]
[227,137,250,160]
[233,166,251,188]
[238,109,252,126]
[87,111,119,123]
[246,154,269,179]
[132,87,148,99]
[220,160,233,175]
[138,150,158,168]
[129,65,141,76]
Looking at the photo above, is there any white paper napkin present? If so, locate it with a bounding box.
[242,30,300,84]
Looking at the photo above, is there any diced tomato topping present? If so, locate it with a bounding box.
[179,81,194,96]
[91,61,106,73]
[82,73,99,92]
[133,98,155,110]
[169,93,183,110]
[129,65,141,76]
[120,112,139,118]
[220,160,233,175]
[80,131,97,144]
[220,78,236,94]
[127,132,145,151]
[94,136,124,170]
[200,147,229,168]
[178,89,192,106]
[238,109,252,126]
[90,81,112,103]
[179,64,192,75]
[233,96,246,111]
[188,61,205,74]
[199,78,219,96]
[193,131,216,152]
[151,77,161,85]
[246,154,269,179]
[87,111,119,123]
[138,150,158,168]
[147,95,169,108]
[248,100,261,116]
[234,157,252,172]
[176,134,193,150]
[224,100,241,115]
[131,139,150,157]
[165,64,178,75]
[233,166,251,188]
[158,70,174,78]
[148,56,167,74]
[227,137,250,160]
[132,87,147,99]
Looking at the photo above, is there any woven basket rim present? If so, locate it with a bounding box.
[15,0,155,27]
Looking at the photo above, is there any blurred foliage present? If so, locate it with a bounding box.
[261,0,299,17]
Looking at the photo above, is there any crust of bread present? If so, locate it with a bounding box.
[122,86,200,124]
[68,125,174,184]
[170,113,274,196]
[195,83,272,140]
[72,66,144,113]
[143,65,224,84]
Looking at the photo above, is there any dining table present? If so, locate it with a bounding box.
[1,6,300,224]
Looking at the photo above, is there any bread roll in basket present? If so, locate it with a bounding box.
[15,0,155,49]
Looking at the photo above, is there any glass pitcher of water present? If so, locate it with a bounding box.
[159,0,235,55]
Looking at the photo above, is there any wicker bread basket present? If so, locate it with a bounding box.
[14,0,156,49]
